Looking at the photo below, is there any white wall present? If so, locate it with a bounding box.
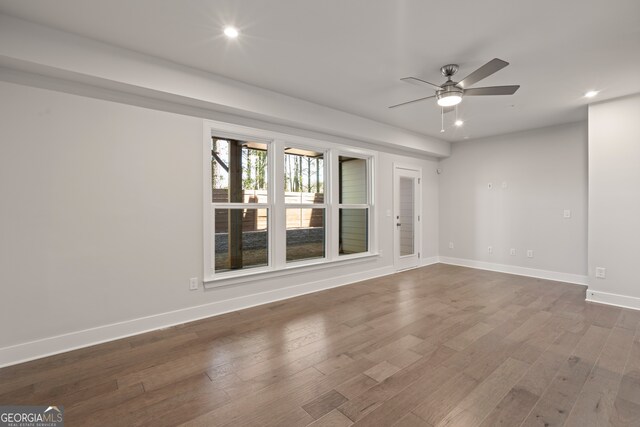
[438,122,588,281]
[0,81,439,365]
[588,94,640,309]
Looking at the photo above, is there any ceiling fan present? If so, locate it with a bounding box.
[389,58,520,111]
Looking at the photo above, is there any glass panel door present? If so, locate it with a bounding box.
[394,167,421,271]
[399,177,415,256]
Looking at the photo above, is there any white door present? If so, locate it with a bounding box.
[394,167,421,271]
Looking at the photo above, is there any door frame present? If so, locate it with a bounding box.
[393,163,422,271]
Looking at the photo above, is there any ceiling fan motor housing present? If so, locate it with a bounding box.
[441,64,459,78]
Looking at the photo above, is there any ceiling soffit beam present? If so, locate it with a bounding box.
[0,14,450,158]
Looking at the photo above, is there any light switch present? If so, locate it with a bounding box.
[563,209,571,218]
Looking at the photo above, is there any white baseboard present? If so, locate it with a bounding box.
[420,256,440,267]
[586,290,640,311]
[0,265,395,368]
[438,256,588,286]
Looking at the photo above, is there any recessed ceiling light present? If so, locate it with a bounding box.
[584,90,599,98]
[454,120,464,127]
[223,26,239,39]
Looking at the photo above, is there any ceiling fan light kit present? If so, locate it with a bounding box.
[436,90,463,107]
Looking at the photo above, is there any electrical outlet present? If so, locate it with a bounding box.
[189,277,199,290]
[488,246,493,254]
[527,250,534,258]
[449,242,454,249]
[563,209,571,218]
[595,267,606,279]
[510,248,516,256]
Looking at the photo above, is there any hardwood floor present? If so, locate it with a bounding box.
[1,264,639,426]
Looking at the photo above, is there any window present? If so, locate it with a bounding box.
[284,147,324,203]
[212,139,268,203]
[204,122,375,283]
[285,147,326,263]
[338,156,369,255]
[214,208,268,272]
[286,207,325,262]
[210,137,271,273]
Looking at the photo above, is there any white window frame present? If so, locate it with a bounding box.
[204,127,275,281]
[203,120,377,287]
[334,151,375,260]
[282,142,329,266]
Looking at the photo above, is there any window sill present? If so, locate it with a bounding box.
[203,253,380,289]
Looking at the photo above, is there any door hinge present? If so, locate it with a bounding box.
[418,215,420,221]
[418,178,421,184]
[418,252,421,258]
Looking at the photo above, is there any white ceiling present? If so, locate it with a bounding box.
[1,0,639,142]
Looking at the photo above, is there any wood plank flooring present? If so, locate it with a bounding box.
[1,264,640,426]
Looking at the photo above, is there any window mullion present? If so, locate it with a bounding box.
[329,150,339,261]
[272,139,286,270]
[284,204,327,209]
[212,203,271,209]
[337,204,369,209]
